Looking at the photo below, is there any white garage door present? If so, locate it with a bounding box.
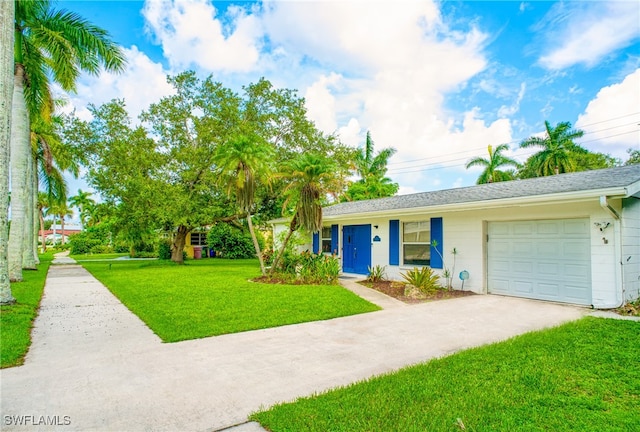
[487,219,591,305]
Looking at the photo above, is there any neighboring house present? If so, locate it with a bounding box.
[39,224,82,244]
[273,165,640,309]
[184,230,210,259]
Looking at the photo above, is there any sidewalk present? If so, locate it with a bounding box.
[0,259,587,431]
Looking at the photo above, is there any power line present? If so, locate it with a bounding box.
[386,114,640,173]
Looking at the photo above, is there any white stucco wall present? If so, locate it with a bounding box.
[622,197,640,302]
[277,196,628,308]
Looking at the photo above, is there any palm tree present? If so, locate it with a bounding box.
[465,144,520,184]
[215,134,274,275]
[0,0,15,303]
[343,131,398,201]
[69,189,95,228]
[49,200,72,245]
[270,153,339,274]
[519,121,585,177]
[8,0,125,281]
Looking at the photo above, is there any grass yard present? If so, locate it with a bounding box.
[0,252,53,368]
[80,259,380,342]
[252,317,640,432]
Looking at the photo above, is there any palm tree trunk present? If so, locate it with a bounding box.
[0,0,15,303]
[38,206,46,253]
[31,164,39,263]
[60,215,65,245]
[8,64,29,282]
[22,150,36,269]
[269,214,299,275]
[246,214,265,275]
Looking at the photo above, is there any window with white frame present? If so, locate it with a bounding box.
[321,226,332,253]
[190,232,207,246]
[403,221,430,265]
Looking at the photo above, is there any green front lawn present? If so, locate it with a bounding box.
[252,317,640,431]
[1,252,53,368]
[80,259,380,342]
[70,252,129,261]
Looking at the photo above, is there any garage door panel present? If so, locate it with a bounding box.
[564,220,590,235]
[490,279,510,294]
[513,223,535,235]
[513,241,534,255]
[488,219,591,306]
[537,222,560,235]
[513,260,534,274]
[538,283,560,296]
[513,281,534,294]
[537,262,559,276]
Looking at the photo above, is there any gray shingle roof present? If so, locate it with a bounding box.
[324,165,640,217]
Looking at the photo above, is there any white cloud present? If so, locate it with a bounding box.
[576,69,640,159]
[497,82,526,117]
[304,73,343,133]
[538,2,640,70]
[63,46,174,121]
[142,0,262,73]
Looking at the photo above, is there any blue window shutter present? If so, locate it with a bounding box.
[389,220,400,265]
[430,217,443,269]
[331,225,339,255]
[312,232,320,254]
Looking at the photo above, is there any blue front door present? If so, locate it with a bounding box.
[342,225,371,274]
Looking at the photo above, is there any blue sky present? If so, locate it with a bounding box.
[58,0,640,196]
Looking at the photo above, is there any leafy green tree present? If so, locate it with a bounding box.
[0,0,15,303]
[465,144,520,184]
[8,0,125,281]
[71,72,350,265]
[271,153,340,274]
[572,151,620,171]
[215,134,273,274]
[343,131,398,201]
[625,148,640,165]
[519,121,585,177]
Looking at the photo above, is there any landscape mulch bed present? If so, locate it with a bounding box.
[359,280,475,304]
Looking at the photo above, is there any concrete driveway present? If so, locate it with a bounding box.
[0,263,586,431]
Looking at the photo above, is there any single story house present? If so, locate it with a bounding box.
[274,165,640,309]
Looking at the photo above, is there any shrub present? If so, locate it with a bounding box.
[296,252,341,285]
[207,223,257,259]
[158,239,172,260]
[90,244,113,254]
[367,265,387,283]
[401,267,441,294]
[68,231,102,255]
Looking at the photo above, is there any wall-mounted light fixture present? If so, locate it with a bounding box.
[594,221,611,244]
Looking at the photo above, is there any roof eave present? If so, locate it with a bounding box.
[323,186,630,221]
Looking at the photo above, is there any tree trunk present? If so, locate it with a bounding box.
[22,151,36,269]
[60,216,65,245]
[7,64,29,282]
[269,215,299,275]
[246,213,265,275]
[171,225,188,264]
[38,207,46,253]
[0,0,15,304]
[32,168,39,263]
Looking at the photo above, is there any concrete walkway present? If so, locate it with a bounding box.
[1,259,588,431]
